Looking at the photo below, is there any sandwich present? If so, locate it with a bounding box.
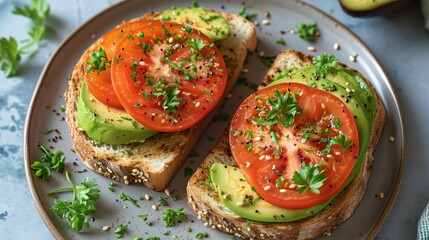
[186,50,386,239]
[65,6,256,191]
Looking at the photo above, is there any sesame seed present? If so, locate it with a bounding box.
[168,37,174,43]
[164,188,171,196]
[132,169,138,173]
[78,127,84,132]
[265,155,272,160]
[334,43,340,50]
[204,222,209,226]
[123,175,128,180]
[380,192,385,199]
[263,10,270,18]
[259,155,265,160]
[123,205,128,209]
[307,46,316,52]
[124,180,129,185]
[145,194,151,200]
[349,55,357,62]
[259,51,265,57]
[102,226,110,231]
[335,151,341,156]
[279,189,287,193]
[289,184,297,189]
[242,68,249,73]
[254,21,259,27]
[321,103,326,109]
[152,204,158,210]
[389,136,395,142]
[346,87,351,93]
[254,137,261,141]
[245,162,251,168]
[262,19,270,25]
[301,139,306,143]
[264,185,271,190]
[236,201,244,206]
[327,154,333,158]
[195,102,201,107]
[227,93,232,98]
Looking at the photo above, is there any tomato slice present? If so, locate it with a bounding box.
[229,82,359,209]
[111,21,227,132]
[85,20,153,109]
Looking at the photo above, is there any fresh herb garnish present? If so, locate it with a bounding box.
[238,4,257,20]
[184,167,193,177]
[321,133,353,154]
[48,171,100,232]
[146,77,181,114]
[159,197,169,206]
[31,145,66,180]
[138,213,148,219]
[171,191,180,201]
[187,226,192,232]
[275,176,285,188]
[258,55,277,68]
[196,232,209,239]
[162,208,187,227]
[276,38,286,46]
[292,162,327,194]
[191,0,198,8]
[120,192,140,208]
[187,38,206,53]
[108,181,115,192]
[296,22,318,41]
[1,0,52,77]
[252,89,302,128]
[86,47,110,74]
[114,224,128,238]
[313,53,338,76]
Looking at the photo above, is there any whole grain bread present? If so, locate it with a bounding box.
[65,12,256,191]
[186,50,386,240]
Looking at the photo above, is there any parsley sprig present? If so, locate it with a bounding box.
[296,22,318,41]
[86,47,110,74]
[162,208,187,227]
[1,0,52,77]
[292,162,327,194]
[313,53,338,76]
[146,76,181,114]
[31,145,65,181]
[47,171,101,232]
[119,192,140,208]
[114,224,128,238]
[238,4,257,20]
[252,89,303,128]
[321,133,353,154]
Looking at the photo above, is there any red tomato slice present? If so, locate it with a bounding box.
[85,20,153,109]
[111,21,227,132]
[229,82,359,209]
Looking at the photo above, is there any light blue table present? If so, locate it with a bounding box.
[0,0,428,239]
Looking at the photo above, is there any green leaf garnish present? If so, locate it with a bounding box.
[114,224,128,238]
[258,55,277,68]
[162,208,187,227]
[296,22,318,41]
[86,47,110,74]
[238,4,257,20]
[120,192,140,208]
[313,53,338,76]
[292,162,327,194]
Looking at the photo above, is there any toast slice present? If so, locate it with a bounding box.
[186,50,386,239]
[65,12,256,191]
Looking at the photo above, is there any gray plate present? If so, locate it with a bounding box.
[24,0,405,239]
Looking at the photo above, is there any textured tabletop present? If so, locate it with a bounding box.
[0,0,428,239]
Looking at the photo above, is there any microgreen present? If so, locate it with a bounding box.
[296,22,318,41]
[292,162,327,194]
[162,208,187,227]
[48,171,100,232]
[313,53,338,76]
[114,224,128,238]
[31,145,65,180]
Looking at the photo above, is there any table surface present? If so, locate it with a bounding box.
[0,0,428,239]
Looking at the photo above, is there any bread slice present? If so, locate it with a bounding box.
[65,12,256,191]
[186,50,386,239]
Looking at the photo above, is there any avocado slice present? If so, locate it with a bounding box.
[210,163,330,222]
[339,0,413,17]
[156,7,229,41]
[76,80,157,145]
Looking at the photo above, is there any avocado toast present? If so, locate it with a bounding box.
[65,8,256,191]
[186,50,386,239]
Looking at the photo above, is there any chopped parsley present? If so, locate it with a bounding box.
[276,38,286,46]
[184,167,193,177]
[258,55,277,68]
[87,47,110,74]
[159,197,169,206]
[238,3,257,20]
[108,181,115,192]
[162,208,187,227]
[119,192,140,208]
[313,53,338,76]
[196,232,208,239]
[114,224,128,238]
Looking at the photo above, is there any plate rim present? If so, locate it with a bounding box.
[23,0,406,239]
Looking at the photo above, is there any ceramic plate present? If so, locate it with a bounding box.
[24,0,405,239]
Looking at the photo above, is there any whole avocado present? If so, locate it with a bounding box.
[339,0,414,17]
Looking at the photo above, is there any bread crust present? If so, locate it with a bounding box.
[186,50,386,239]
[65,12,256,191]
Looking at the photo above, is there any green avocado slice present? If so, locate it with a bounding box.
[155,7,230,41]
[76,80,157,145]
[210,163,330,222]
